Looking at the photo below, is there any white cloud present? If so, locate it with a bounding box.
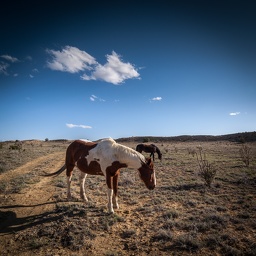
[229,112,240,116]
[46,46,140,85]
[29,74,34,78]
[1,54,19,63]
[83,51,140,85]
[90,96,96,101]
[46,46,97,73]
[151,97,162,101]
[66,123,92,129]
[90,94,105,102]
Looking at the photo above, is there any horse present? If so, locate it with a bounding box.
[135,143,162,161]
[43,138,156,213]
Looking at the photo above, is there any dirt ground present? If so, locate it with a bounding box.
[0,139,255,255]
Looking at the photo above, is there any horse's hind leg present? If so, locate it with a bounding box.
[67,175,72,200]
[79,171,88,202]
[66,164,75,201]
[112,171,120,209]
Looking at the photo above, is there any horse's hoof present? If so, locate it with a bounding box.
[80,194,88,201]
[113,204,119,209]
[108,207,114,214]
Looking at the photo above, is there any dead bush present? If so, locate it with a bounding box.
[239,144,251,167]
[195,147,217,188]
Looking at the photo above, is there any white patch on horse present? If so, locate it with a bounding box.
[86,138,146,175]
[79,139,92,142]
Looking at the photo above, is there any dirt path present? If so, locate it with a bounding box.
[0,152,65,251]
[0,152,64,182]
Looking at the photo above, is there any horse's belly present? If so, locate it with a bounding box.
[77,158,104,176]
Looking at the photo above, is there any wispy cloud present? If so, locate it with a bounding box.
[82,51,140,85]
[0,54,21,76]
[46,46,140,85]
[0,62,9,75]
[1,54,19,63]
[29,68,39,78]
[229,112,240,116]
[66,123,92,129]
[150,96,162,102]
[26,56,33,61]
[90,94,105,102]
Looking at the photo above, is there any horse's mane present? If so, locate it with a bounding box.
[101,138,146,164]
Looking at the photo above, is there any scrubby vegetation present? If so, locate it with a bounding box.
[0,137,256,255]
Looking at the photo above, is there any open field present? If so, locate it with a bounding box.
[0,137,256,255]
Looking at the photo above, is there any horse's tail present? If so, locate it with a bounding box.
[42,164,66,177]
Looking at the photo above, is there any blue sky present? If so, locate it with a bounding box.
[1,0,256,141]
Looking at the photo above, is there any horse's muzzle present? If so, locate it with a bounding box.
[148,184,155,190]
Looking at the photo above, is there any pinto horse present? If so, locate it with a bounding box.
[44,138,156,213]
[136,143,162,161]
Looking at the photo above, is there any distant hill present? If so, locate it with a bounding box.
[116,132,256,143]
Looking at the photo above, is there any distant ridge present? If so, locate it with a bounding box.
[116,132,256,143]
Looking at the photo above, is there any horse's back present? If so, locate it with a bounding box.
[66,140,98,162]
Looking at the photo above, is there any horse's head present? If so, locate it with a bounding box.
[138,157,156,190]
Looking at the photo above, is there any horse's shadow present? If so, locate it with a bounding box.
[0,202,61,235]
[0,201,109,235]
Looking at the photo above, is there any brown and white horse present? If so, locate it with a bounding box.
[136,143,162,161]
[44,138,156,213]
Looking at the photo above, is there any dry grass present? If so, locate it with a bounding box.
[0,139,256,255]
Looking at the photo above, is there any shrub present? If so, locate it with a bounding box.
[188,148,196,157]
[195,147,217,187]
[143,137,149,143]
[173,233,202,252]
[239,144,251,167]
[151,229,173,242]
[9,141,22,151]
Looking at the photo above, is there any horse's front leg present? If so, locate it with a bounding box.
[150,152,155,161]
[106,173,114,214]
[112,171,120,210]
[79,171,88,202]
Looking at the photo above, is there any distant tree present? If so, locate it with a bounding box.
[45,138,49,142]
